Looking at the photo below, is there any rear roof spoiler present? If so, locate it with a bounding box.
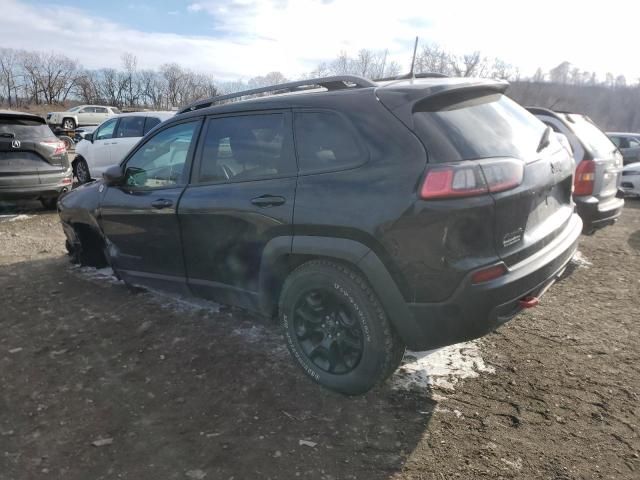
[0,111,46,123]
[375,78,509,126]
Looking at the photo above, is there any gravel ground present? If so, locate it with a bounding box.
[0,199,638,480]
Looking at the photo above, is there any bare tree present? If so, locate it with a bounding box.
[0,48,21,108]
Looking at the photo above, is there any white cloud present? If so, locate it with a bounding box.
[2,0,640,81]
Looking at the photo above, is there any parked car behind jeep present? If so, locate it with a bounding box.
[528,108,624,234]
[59,76,582,394]
[47,105,120,130]
[0,110,72,209]
[607,132,640,165]
[74,111,174,184]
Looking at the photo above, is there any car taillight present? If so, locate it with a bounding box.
[574,159,595,196]
[420,159,524,200]
[40,140,67,155]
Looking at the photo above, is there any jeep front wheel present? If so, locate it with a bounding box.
[62,118,76,130]
[279,260,405,395]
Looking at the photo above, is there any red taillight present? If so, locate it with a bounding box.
[471,264,508,284]
[573,159,595,196]
[40,140,67,156]
[420,159,523,200]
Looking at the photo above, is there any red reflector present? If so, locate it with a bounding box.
[471,264,507,284]
[574,159,595,196]
[60,177,73,185]
[518,296,539,309]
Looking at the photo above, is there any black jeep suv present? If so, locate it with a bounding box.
[59,76,582,394]
[1,110,72,209]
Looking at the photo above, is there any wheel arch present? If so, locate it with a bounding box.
[258,235,421,347]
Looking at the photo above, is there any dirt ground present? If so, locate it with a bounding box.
[0,199,638,480]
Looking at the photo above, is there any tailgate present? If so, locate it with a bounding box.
[491,143,575,266]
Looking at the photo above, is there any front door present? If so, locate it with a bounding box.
[99,119,202,292]
[90,117,118,177]
[179,112,297,310]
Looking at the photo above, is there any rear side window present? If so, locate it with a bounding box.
[144,117,162,135]
[197,113,296,183]
[294,111,366,173]
[0,117,54,140]
[411,93,546,163]
[566,115,617,158]
[115,116,145,138]
[95,107,108,114]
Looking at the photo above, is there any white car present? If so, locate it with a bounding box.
[73,111,174,183]
[621,162,640,197]
[47,105,121,130]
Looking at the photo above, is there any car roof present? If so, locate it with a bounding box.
[607,132,640,136]
[174,76,508,120]
[116,111,175,119]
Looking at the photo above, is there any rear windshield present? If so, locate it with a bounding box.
[411,93,546,163]
[564,114,616,159]
[111,108,122,114]
[0,117,55,140]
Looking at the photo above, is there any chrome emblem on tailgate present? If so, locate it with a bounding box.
[11,139,20,148]
[503,228,524,247]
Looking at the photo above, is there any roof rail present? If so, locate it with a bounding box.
[374,72,449,82]
[177,75,376,114]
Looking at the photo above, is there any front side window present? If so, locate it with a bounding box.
[95,118,117,140]
[123,121,198,189]
[115,116,144,138]
[197,113,295,183]
[294,111,366,173]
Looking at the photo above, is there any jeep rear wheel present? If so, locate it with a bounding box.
[279,260,405,395]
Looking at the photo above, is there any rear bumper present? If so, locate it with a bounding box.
[575,195,624,233]
[386,213,582,351]
[0,171,73,200]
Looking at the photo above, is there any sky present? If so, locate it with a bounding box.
[3,0,640,82]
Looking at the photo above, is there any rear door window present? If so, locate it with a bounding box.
[0,117,54,140]
[196,113,296,183]
[115,116,145,138]
[411,93,546,163]
[294,111,366,173]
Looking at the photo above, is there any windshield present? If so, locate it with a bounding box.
[411,93,547,163]
[0,117,55,139]
[566,114,617,158]
[67,106,81,112]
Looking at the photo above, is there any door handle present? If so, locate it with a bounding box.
[251,195,286,207]
[151,199,173,209]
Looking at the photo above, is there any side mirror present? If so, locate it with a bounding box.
[84,132,94,143]
[103,164,125,186]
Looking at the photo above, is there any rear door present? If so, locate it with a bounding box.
[179,111,296,309]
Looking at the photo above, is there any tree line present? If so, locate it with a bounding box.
[1,44,639,130]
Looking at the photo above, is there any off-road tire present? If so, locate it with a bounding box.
[279,259,405,395]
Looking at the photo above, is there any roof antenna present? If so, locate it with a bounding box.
[409,36,419,81]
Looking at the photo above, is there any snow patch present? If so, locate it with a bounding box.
[392,341,494,391]
[0,214,32,222]
[72,265,121,284]
[571,250,592,268]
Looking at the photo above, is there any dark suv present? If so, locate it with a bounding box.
[0,110,72,209]
[527,108,624,234]
[58,76,582,394]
